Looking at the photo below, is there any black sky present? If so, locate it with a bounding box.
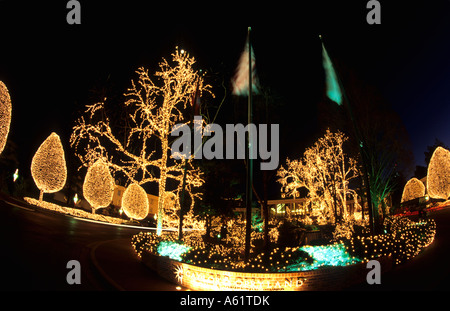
[1,0,450,181]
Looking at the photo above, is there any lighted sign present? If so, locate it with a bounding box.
[173,262,306,291]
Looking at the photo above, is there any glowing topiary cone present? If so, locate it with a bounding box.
[31,132,67,202]
[427,146,450,200]
[121,183,149,220]
[401,177,425,203]
[0,81,12,155]
[83,159,115,213]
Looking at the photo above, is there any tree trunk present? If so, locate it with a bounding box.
[157,138,169,236]
[39,190,44,203]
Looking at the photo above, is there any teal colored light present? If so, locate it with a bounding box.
[286,243,360,272]
[322,43,343,106]
[13,168,19,182]
[157,241,191,261]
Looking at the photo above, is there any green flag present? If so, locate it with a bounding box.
[321,40,343,106]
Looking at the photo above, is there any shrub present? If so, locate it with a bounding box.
[341,217,436,265]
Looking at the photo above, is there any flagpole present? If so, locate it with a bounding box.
[244,26,253,262]
[320,35,375,234]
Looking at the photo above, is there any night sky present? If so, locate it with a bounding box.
[1,0,450,183]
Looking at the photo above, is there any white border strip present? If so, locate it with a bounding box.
[3,200,35,212]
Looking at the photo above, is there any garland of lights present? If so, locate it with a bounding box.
[427,146,450,200]
[131,216,436,272]
[31,132,67,201]
[83,159,115,212]
[121,183,150,220]
[401,177,426,203]
[0,81,12,155]
[24,197,128,225]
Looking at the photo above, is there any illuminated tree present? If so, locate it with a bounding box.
[277,129,360,224]
[71,48,211,234]
[122,183,149,220]
[83,159,115,212]
[31,132,67,202]
[0,81,12,155]
[427,146,450,200]
[401,177,425,203]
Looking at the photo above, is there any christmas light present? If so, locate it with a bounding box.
[83,159,115,212]
[73,193,79,205]
[31,132,67,202]
[121,183,150,220]
[157,241,191,261]
[401,177,425,203]
[295,243,360,271]
[0,81,12,155]
[277,129,361,224]
[70,47,212,236]
[132,215,436,275]
[24,197,128,225]
[172,262,306,291]
[427,146,450,200]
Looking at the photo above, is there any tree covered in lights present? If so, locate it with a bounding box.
[122,183,150,220]
[427,146,450,200]
[83,158,115,213]
[318,69,414,231]
[0,81,12,156]
[31,132,67,202]
[277,129,361,225]
[401,177,425,203]
[71,48,212,234]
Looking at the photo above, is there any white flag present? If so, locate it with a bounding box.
[232,37,260,96]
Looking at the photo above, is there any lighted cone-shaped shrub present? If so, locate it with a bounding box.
[83,159,115,212]
[401,177,426,203]
[31,132,67,201]
[0,81,12,155]
[427,146,450,200]
[121,183,149,220]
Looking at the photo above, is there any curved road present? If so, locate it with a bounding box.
[347,207,450,290]
[2,194,450,291]
[0,196,175,291]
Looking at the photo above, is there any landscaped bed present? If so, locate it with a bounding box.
[131,216,436,290]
